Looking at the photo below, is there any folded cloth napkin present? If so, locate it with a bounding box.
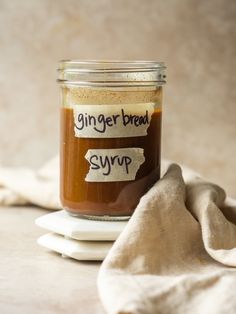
[98,164,236,314]
[0,156,60,209]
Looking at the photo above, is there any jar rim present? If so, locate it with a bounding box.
[58,59,166,71]
[57,59,166,87]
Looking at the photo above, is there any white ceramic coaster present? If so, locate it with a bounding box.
[38,233,113,261]
[35,210,127,241]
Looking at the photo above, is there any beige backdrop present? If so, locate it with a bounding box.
[0,0,235,197]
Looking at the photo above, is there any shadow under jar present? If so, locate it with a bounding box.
[58,60,166,220]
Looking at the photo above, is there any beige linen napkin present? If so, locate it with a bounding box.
[98,164,236,314]
[0,156,60,209]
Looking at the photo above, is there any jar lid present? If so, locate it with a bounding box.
[57,60,166,87]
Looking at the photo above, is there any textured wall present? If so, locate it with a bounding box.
[0,0,235,196]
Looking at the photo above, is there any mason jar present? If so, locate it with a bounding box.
[58,60,166,220]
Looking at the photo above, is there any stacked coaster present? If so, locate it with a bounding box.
[35,210,127,261]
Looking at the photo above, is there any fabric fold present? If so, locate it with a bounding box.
[0,156,60,209]
[98,164,236,314]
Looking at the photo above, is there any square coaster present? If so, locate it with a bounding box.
[38,233,113,261]
[35,210,127,241]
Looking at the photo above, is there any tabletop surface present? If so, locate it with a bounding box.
[0,206,106,314]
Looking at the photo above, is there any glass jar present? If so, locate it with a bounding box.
[58,60,166,220]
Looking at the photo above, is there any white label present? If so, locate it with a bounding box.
[73,103,156,138]
[85,148,145,182]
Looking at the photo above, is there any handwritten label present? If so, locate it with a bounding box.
[73,103,155,138]
[85,148,145,182]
